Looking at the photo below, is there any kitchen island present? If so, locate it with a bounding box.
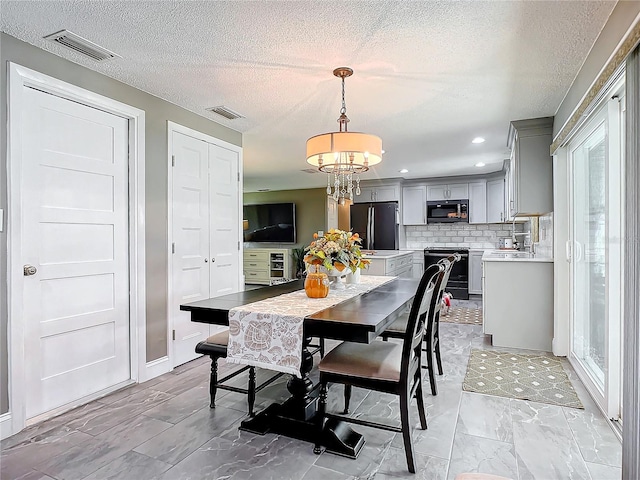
[361,250,413,277]
[482,250,554,351]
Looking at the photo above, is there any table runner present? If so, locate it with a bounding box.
[226,275,396,377]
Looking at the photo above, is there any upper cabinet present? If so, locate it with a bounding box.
[468,181,487,224]
[486,178,506,223]
[354,184,400,203]
[402,186,427,225]
[507,117,554,217]
[426,183,469,201]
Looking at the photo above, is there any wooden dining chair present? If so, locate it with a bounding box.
[429,253,461,385]
[195,330,285,416]
[380,256,455,396]
[313,263,444,473]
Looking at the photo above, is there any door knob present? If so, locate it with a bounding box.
[211,258,216,263]
[204,258,208,263]
[23,265,37,276]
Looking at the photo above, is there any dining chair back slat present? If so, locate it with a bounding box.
[400,263,444,385]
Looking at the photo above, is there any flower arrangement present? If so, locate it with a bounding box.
[304,229,370,273]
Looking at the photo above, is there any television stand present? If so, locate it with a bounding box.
[243,248,293,285]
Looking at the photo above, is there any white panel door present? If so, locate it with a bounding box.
[171,132,211,367]
[208,143,241,297]
[22,87,130,418]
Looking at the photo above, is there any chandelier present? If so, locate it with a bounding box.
[306,67,382,202]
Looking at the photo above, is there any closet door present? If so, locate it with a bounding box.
[209,144,241,297]
[171,132,211,367]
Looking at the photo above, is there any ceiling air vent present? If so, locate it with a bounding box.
[300,168,320,174]
[44,30,119,62]
[206,106,244,120]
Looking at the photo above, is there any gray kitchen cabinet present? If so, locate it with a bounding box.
[354,184,399,203]
[468,250,484,294]
[486,178,506,223]
[363,252,413,277]
[483,257,553,351]
[468,181,487,224]
[426,183,468,201]
[411,250,424,279]
[507,117,553,217]
[401,186,427,225]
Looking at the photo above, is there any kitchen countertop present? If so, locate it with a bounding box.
[362,250,413,259]
[482,250,553,263]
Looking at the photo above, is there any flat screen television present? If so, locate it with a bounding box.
[243,203,296,243]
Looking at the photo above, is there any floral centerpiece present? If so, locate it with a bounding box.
[303,229,370,274]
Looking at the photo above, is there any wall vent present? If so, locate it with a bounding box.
[300,168,320,174]
[206,106,244,120]
[44,30,119,62]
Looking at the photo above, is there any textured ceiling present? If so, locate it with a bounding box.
[1,0,616,192]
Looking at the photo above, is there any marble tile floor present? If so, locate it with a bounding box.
[1,323,622,480]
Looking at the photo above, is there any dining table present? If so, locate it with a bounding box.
[180,276,420,458]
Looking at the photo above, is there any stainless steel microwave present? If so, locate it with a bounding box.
[426,199,469,223]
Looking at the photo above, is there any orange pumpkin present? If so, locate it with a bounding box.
[304,269,329,298]
[304,255,322,265]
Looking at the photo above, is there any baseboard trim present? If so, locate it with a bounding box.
[144,356,171,382]
[0,412,13,440]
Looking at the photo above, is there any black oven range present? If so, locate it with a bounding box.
[423,248,469,300]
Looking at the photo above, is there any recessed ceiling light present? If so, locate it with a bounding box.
[399,168,409,173]
[472,137,485,144]
[475,162,486,167]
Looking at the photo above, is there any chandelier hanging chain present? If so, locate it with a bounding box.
[340,75,347,123]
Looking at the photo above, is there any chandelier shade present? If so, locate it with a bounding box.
[306,132,382,173]
[305,67,382,202]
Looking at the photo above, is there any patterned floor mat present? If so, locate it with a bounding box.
[463,349,584,409]
[440,306,483,325]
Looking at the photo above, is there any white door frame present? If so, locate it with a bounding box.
[565,75,625,421]
[6,63,146,437]
[166,121,243,368]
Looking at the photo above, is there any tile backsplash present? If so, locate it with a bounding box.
[405,223,525,250]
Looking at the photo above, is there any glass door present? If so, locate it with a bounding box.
[568,84,624,421]
[571,116,607,393]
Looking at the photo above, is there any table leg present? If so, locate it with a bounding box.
[239,336,365,458]
[284,335,317,421]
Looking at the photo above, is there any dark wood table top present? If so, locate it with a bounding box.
[180,277,420,343]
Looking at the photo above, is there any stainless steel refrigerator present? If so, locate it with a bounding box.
[349,201,399,250]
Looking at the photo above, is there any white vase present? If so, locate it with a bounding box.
[345,268,361,284]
